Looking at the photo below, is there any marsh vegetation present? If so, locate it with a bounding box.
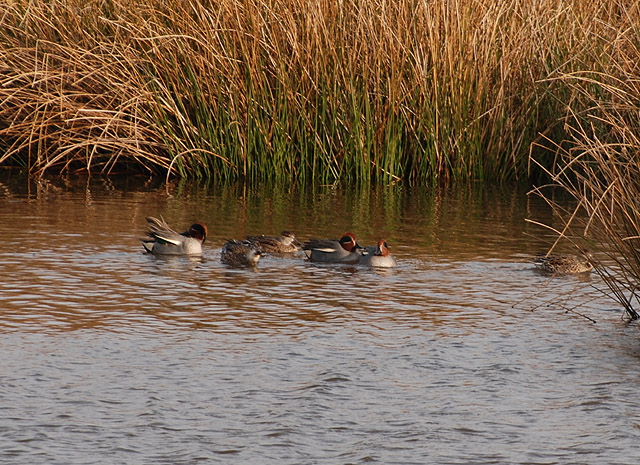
[0,0,636,184]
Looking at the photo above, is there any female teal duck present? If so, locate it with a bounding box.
[359,239,397,268]
[221,239,263,267]
[246,231,301,253]
[141,216,207,255]
[533,252,593,274]
[303,232,363,264]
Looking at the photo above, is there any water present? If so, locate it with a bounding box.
[1,175,639,464]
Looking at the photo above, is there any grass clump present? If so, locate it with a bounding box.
[529,1,640,319]
[0,0,637,184]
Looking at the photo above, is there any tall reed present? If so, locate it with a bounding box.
[529,0,640,319]
[0,0,636,183]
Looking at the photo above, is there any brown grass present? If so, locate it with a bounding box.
[3,0,640,315]
[529,2,640,319]
[0,0,636,182]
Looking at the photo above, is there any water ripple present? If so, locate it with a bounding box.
[1,181,639,464]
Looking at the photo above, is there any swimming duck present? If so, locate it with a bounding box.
[303,232,363,264]
[359,239,397,268]
[141,216,207,255]
[221,239,263,267]
[533,252,593,274]
[246,231,302,253]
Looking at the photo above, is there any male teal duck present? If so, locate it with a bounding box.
[359,239,397,268]
[246,231,302,253]
[303,232,363,264]
[141,216,207,255]
[221,239,263,267]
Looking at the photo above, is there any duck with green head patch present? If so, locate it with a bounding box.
[141,216,207,255]
[359,239,397,268]
[303,232,363,264]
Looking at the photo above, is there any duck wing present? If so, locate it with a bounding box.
[145,216,184,246]
[302,238,340,253]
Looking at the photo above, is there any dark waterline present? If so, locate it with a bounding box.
[1,175,639,464]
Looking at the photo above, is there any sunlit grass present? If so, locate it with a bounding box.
[529,2,640,318]
[0,0,637,184]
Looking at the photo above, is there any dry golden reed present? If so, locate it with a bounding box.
[0,0,638,184]
[529,0,640,318]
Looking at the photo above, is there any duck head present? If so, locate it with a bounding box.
[375,239,390,257]
[339,232,363,253]
[188,222,208,244]
[280,230,302,248]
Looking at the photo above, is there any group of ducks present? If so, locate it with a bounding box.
[140,217,398,268]
[140,216,595,274]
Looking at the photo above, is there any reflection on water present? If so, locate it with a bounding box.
[1,174,639,464]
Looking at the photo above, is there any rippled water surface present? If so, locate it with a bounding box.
[1,175,639,464]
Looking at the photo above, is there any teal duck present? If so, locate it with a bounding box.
[246,231,301,253]
[303,232,363,264]
[359,239,397,268]
[221,239,263,267]
[141,216,207,255]
[533,252,593,274]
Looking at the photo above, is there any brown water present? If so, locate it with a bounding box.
[1,175,639,464]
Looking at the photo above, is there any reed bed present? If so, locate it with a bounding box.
[529,3,640,319]
[0,0,637,183]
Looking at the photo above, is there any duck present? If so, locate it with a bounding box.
[302,232,363,264]
[141,216,207,255]
[533,251,593,274]
[245,230,302,253]
[359,239,397,268]
[221,239,263,267]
